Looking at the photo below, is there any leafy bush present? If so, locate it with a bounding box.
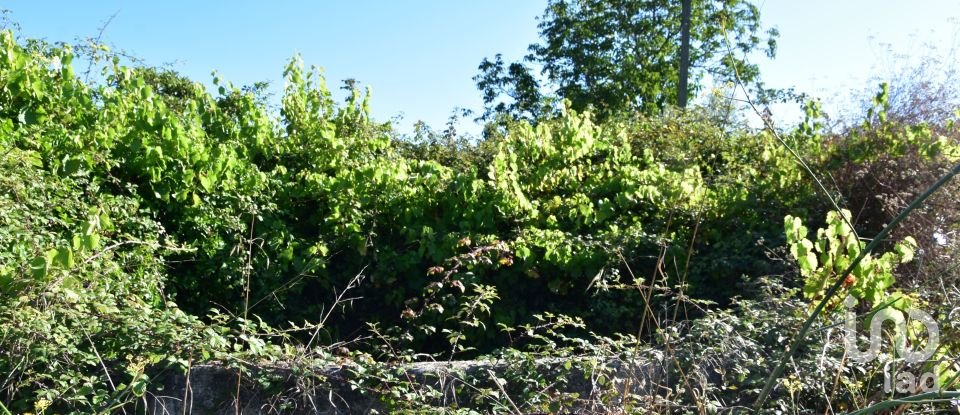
[1,23,959,414]
[0,25,833,351]
[826,84,960,289]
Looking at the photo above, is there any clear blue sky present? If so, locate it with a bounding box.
[2,1,959,134]
[757,1,960,125]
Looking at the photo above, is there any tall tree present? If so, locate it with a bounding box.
[475,0,778,121]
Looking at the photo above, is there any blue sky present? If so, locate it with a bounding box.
[3,1,959,135]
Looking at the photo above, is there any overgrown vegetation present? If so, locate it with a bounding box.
[1,5,960,414]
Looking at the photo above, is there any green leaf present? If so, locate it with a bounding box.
[54,247,74,269]
[895,236,917,263]
[198,172,214,192]
[30,255,50,279]
[515,245,531,260]
[82,233,101,251]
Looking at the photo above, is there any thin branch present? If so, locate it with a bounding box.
[83,10,120,83]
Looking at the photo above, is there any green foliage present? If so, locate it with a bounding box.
[395,117,499,174]
[785,209,917,308]
[2,22,959,414]
[826,83,960,291]
[0,143,209,412]
[0,22,825,356]
[475,0,779,120]
[0,29,294,413]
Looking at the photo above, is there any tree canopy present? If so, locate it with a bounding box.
[475,0,779,121]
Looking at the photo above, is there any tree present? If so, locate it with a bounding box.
[474,54,551,121]
[475,0,778,121]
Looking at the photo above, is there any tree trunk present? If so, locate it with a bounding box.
[678,0,691,108]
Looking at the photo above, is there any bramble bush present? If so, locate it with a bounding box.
[0,26,826,349]
[1,24,959,413]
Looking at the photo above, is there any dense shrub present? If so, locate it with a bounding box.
[2,26,959,413]
[826,85,960,289]
[0,27,835,350]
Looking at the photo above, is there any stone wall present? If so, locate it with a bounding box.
[147,355,665,414]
